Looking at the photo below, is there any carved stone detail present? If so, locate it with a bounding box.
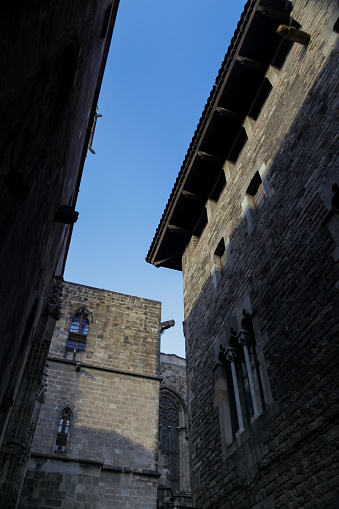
[37,368,48,403]
[237,330,252,346]
[277,25,310,45]
[48,275,63,320]
[225,347,238,363]
[18,423,36,466]
[24,338,50,381]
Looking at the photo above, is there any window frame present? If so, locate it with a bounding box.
[54,407,72,454]
[211,236,232,290]
[66,307,92,353]
[214,310,273,457]
[241,162,273,234]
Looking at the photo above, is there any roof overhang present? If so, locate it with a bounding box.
[147,0,294,271]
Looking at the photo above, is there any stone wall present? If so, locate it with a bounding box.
[49,281,160,377]
[0,2,119,506]
[20,282,162,509]
[181,1,339,508]
[158,354,192,507]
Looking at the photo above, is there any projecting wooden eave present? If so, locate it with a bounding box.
[146,0,294,271]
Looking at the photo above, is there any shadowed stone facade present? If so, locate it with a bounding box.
[0,2,119,507]
[148,1,339,508]
[158,354,193,508]
[20,282,162,509]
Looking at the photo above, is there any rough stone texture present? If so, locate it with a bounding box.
[158,354,192,507]
[0,3,119,506]
[50,281,161,377]
[20,282,162,509]
[179,1,339,508]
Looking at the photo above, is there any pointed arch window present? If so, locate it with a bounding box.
[54,408,72,453]
[159,396,180,492]
[66,308,91,352]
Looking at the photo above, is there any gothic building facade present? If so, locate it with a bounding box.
[20,282,162,509]
[158,353,192,509]
[147,1,339,508]
[0,2,120,507]
[19,282,194,509]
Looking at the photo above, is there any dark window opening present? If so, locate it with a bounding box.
[193,208,208,238]
[54,408,71,453]
[246,171,266,212]
[214,238,227,275]
[159,396,180,492]
[249,78,273,120]
[228,127,247,163]
[334,17,339,33]
[220,312,267,439]
[210,171,226,202]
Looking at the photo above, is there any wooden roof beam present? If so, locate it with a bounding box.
[215,107,242,120]
[168,224,189,234]
[197,151,221,162]
[237,56,266,71]
[257,6,291,23]
[182,190,205,201]
[154,255,176,267]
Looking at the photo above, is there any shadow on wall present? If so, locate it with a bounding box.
[183,48,339,508]
[20,425,160,509]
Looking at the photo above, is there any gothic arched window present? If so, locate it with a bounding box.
[66,308,90,352]
[159,396,180,492]
[54,408,72,453]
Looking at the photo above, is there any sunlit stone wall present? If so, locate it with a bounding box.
[20,282,161,509]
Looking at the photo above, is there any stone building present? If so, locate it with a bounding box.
[0,2,119,507]
[158,354,192,509]
[147,1,339,508]
[19,283,195,508]
[20,281,162,509]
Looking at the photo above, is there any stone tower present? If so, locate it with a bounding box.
[20,281,162,509]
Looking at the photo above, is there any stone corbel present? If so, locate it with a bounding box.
[48,275,63,320]
[54,205,79,224]
[277,25,311,45]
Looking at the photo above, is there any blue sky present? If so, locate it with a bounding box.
[64,1,247,358]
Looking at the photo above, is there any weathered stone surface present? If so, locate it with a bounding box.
[20,282,162,509]
[165,1,339,508]
[0,1,119,506]
[158,354,192,507]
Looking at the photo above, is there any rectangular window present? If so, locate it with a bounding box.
[214,238,227,275]
[246,171,266,213]
[211,237,232,290]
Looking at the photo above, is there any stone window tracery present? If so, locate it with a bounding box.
[66,308,91,352]
[159,396,180,492]
[216,310,268,442]
[54,408,71,453]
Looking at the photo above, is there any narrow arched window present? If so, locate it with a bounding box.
[66,308,90,352]
[54,408,71,453]
[159,396,180,492]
